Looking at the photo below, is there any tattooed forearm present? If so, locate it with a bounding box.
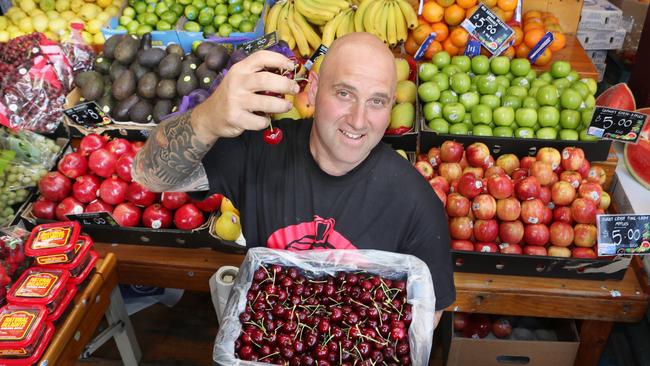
[132,111,212,192]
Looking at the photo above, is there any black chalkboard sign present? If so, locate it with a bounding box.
[461,4,514,54]
[597,214,650,255]
[63,102,112,129]
[66,211,118,227]
[587,107,647,143]
[238,31,278,54]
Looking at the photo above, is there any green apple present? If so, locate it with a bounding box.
[536,85,558,106]
[510,58,531,77]
[439,90,459,104]
[493,126,514,137]
[525,69,538,82]
[528,86,539,98]
[493,106,515,126]
[538,106,560,127]
[501,96,522,109]
[539,72,553,83]
[451,55,471,72]
[515,107,537,127]
[560,88,582,110]
[442,64,462,76]
[473,125,493,136]
[390,103,415,129]
[471,104,492,124]
[480,94,500,110]
[490,56,510,75]
[583,95,595,109]
[450,73,471,94]
[522,96,539,109]
[431,73,449,91]
[504,72,514,80]
[580,78,597,95]
[511,77,530,89]
[536,127,558,139]
[417,82,440,102]
[495,75,510,89]
[560,109,581,129]
[553,78,571,90]
[428,118,450,133]
[507,85,528,99]
[471,55,490,75]
[449,123,469,135]
[566,70,580,83]
[559,129,579,140]
[423,101,443,121]
[442,103,466,124]
[432,51,451,69]
[396,80,417,103]
[418,63,438,82]
[571,81,590,99]
[550,61,571,78]
[477,75,497,95]
[459,92,480,111]
[495,85,507,98]
[581,108,594,125]
[530,79,548,89]
[394,58,410,82]
[464,113,472,124]
[515,127,535,138]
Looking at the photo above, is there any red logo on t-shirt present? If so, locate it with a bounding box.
[267,216,357,251]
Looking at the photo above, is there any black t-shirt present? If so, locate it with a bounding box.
[201,118,456,310]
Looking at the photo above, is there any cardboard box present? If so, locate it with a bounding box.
[595,61,607,81]
[609,0,648,51]
[577,27,626,49]
[443,314,580,366]
[101,18,182,49]
[579,0,623,29]
[587,50,608,64]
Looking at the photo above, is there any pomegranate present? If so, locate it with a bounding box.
[32,197,57,220]
[38,171,71,202]
[161,192,189,210]
[126,182,158,207]
[78,133,108,155]
[106,138,133,156]
[88,148,117,178]
[57,152,88,179]
[55,197,85,221]
[113,202,141,227]
[194,193,224,213]
[173,203,205,230]
[116,152,136,182]
[142,204,173,229]
[72,175,101,203]
[86,199,114,213]
[99,177,128,205]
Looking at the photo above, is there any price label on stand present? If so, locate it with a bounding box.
[587,107,647,143]
[63,102,112,129]
[66,212,118,227]
[461,4,514,54]
[238,32,278,54]
[597,214,650,255]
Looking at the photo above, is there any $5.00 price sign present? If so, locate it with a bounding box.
[597,214,650,256]
[587,107,647,143]
[63,102,112,129]
[461,4,514,54]
[66,211,118,227]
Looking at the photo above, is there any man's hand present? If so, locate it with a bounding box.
[191,50,301,144]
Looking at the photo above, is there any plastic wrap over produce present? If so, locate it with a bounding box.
[213,247,437,366]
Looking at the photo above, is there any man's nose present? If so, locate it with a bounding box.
[349,103,365,130]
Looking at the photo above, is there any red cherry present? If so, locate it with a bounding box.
[263,126,283,145]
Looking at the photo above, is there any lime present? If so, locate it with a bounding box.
[136,24,153,35]
[240,9,251,17]
[228,13,243,28]
[203,24,216,34]
[164,0,174,6]
[146,4,156,13]
[228,3,242,13]
[218,22,232,36]
[184,5,198,20]
[206,0,217,6]
[178,0,192,5]
[193,0,206,10]
[228,0,242,4]
[134,1,147,13]
[136,13,146,23]
[170,3,184,15]
[155,2,168,16]
[198,13,211,26]
[183,20,201,31]
[212,14,227,26]
[242,0,251,10]
[119,15,133,25]
[123,6,136,17]
[161,10,177,24]
[238,19,253,32]
[249,0,263,14]
[126,20,140,33]
[116,25,127,30]
[156,19,172,30]
[144,13,159,26]
[215,3,228,15]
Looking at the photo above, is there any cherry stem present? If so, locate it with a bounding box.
[258,351,279,361]
[350,299,369,309]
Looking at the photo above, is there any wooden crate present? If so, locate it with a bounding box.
[522,0,585,34]
[593,144,619,192]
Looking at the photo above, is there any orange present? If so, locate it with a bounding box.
[424,40,443,59]
[503,10,514,21]
[436,0,456,7]
[534,48,552,66]
[523,21,544,33]
[457,0,477,9]
[549,31,566,51]
[422,2,445,23]
[524,28,545,48]
[444,4,466,26]
[418,18,430,25]
[404,35,419,55]
[480,0,497,7]
[542,14,559,23]
[515,43,531,58]
[466,4,479,16]
[512,25,523,46]
[491,7,506,20]
[546,23,562,32]
[430,22,449,42]
[442,37,460,55]
[524,10,542,20]
[412,23,433,44]
[450,27,469,47]
[497,0,517,11]
[502,46,515,59]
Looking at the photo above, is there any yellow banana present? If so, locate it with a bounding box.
[374,0,391,42]
[363,0,382,35]
[313,0,351,12]
[347,9,356,34]
[354,0,374,32]
[295,0,335,24]
[386,1,397,47]
[293,7,322,50]
[288,4,311,57]
[395,0,417,29]
[278,3,295,50]
[322,9,348,46]
[265,1,284,34]
[393,0,407,42]
[336,9,353,38]
[302,0,340,17]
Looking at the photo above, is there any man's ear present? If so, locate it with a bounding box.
[307,70,319,106]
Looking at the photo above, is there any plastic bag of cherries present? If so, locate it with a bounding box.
[213,247,436,366]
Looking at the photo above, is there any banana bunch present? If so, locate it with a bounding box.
[354,0,417,47]
[294,0,352,26]
[266,0,323,58]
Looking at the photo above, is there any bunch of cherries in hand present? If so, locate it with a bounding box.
[234,264,413,365]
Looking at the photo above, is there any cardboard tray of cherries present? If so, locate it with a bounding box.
[213,247,437,366]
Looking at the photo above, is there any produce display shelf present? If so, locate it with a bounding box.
[531,35,599,80]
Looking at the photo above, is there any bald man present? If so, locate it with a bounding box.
[133,33,455,322]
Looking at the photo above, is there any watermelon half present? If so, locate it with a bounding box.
[596,83,637,110]
[624,107,650,190]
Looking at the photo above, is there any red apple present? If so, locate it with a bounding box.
[573,224,597,247]
[446,193,471,217]
[551,181,576,206]
[548,246,571,257]
[474,242,498,252]
[439,162,463,182]
[466,142,490,167]
[524,224,550,246]
[578,182,602,205]
[427,147,441,167]
[496,197,521,221]
[458,172,484,199]
[454,313,469,331]
[536,147,561,171]
[587,166,606,186]
[600,191,611,210]
[521,199,545,224]
[495,154,520,176]
[520,156,537,171]
[463,166,484,179]
[561,147,585,171]
[416,153,428,162]
[542,206,553,225]
[539,186,551,206]
[572,247,597,258]
[548,172,559,186]
[549,222,574,247]
[524,245,548,256]
[499,243,523,254]
[474,219,498,242]
[450,180,459,193]
[440,141,464,163]
[577,159,591,179]
[487,174,513,199]
[463,315,491,339]
[560,171,582,189]
[459,153,469,170]
[449,216,473,240]
[571,198,597,224]
[492,318,512,338]
[485,166,506,178]
[530,161,554,186]
[430,176,450,193]
[511,168,529,183]
[553,206,573,224]
[471,194,497,220]
[482,155,495,170]
[451,240,474,251]
[415,161,435,180]
[433,186,447,205]
[499,220,524,244]
[515,176,541,201]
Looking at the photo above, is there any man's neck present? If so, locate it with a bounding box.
[309,128,357,177]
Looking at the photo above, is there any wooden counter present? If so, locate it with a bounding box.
[532,35,599,80]
[94,243,649,366]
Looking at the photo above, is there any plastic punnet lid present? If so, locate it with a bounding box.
[7,268,71,306]
[0,304,48,349]
[39,235,93,269]
[24,221,80,257]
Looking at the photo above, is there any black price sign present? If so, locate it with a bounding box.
[587,107,647,143]
[597,214,650,256]
[66,211,118,227]
[238,31,278,55]
[63,102,112,129]
[461,4,514,54]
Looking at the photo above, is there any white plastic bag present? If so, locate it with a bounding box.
[213,247,437,366]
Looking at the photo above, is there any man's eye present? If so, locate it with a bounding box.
[337,90,349,98]
[371,98,385,106]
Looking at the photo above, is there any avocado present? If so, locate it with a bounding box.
[130,62,149,81]
[97,94,115,116]
[103,35,123,60]
[113,94,140,121]
[80,74,104,101]
[109,62,127,81]
[129,99,154,123]
[177,72,198,97]
[114,35,140,65]
[94,57,111,75]
[204,45,229,72]
[158,54,182,79]
[140,33,152,51]
[112,70,136,101]
[137,72,159,99]
[153,99,172,123]
[103,77,112,95]
[183,54,200,67]
[181,58,199,75]
[137,48,166,68]
[74,70,101,89]
[156,79,176,99]
[195,63,217,90]
[194,42,215,60]
[166,43,184,57]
